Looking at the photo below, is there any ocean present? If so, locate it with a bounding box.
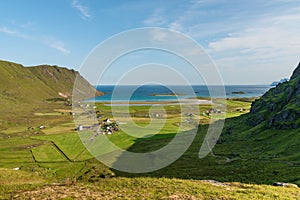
[92,85,272,102]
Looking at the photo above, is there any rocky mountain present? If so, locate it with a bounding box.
[247,63,300,129]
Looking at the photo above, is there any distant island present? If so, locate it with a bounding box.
[232,91,245,94]
[149,93,186,96]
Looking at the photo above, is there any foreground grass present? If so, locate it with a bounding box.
[0,167,299,199]
[0,168,45,199]
[2,176,299,200]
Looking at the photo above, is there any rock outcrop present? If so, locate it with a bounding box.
[247,62,300,129]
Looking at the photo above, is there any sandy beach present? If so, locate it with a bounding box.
[100,99,212,106]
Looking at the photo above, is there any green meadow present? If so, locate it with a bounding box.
[1,98,300,199]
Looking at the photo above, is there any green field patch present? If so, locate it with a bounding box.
[32,132,93,161]
[0,137,43,165]
[38,162,86,179]
[34,112,62,116]
[31,143,68,162]
[42,123,76,135]
[0,150,34,165]
[1,126,27,134]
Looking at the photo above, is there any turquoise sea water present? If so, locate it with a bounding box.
[92,85,272,102]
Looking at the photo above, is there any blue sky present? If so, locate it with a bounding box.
[1,0,300,84]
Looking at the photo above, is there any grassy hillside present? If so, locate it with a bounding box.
[0,60,100,104]
[248,62,300,129]
[0,60,102,127]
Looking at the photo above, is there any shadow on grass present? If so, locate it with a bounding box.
[107,118,300,186]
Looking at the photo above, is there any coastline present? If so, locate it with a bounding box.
[149,93,186,97]
[94,85,272,102]
[97,98,213,106]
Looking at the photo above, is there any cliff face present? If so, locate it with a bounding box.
[248,63,300,129]
[0,60,102,105]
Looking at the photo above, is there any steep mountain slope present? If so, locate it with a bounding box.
[212,63,300,185]
[248,63,300,129]
[0,60,102,119]
[0,60,102,103]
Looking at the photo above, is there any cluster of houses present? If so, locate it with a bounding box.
[98,118,119,134]
[203,108,222,116]
[73,102,120,135]
[202,107,246,117]
[76,118,119,135]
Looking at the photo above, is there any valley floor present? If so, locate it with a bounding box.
[1,98,299,199]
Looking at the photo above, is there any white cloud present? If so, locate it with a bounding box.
[0,27,16,35]
[143,8,168,26]
[150,28,169,42]
[0,26,70,54]
[0,26,30,39]
[141,1,300,84]
[205,11,300,83]
[209,27,300,53]
[208,12,300,60]
[20,21,35,30]
[44,38,70,54]
[168,22,182,31]
[71,0,91,19]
